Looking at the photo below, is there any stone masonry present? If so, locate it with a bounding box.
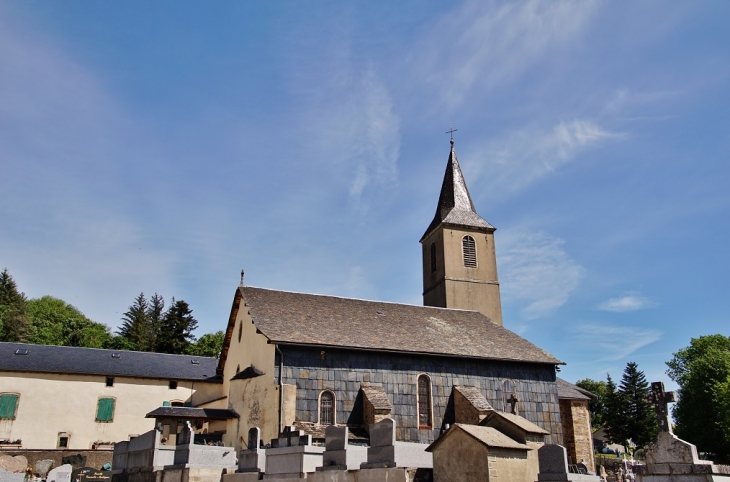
[277,346,562,445]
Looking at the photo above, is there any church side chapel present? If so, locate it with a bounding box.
[211,138,594,468]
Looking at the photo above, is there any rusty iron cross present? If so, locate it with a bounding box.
[445,123,457,141]
[508,393,520,416]
[647,381,676,433]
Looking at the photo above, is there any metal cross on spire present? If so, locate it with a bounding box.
[446,123,457,143]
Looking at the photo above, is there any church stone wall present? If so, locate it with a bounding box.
[279,346,562,445]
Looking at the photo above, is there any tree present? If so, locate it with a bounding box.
[26,296,112,348]
[603,363,657,454]
[667,335,730,462]
[147,293,165,351]
[188,330,224,357]
[576,378,610,430]
[0,268,29,342]
[118,293,151,351]
[155,298,198,354]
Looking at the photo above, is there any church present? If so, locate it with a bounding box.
[0,139,594,470]
[199,139,591,464]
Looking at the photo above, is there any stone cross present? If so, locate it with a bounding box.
[507,393,520,416]
[647,381,676,433]
[278,425,304,447]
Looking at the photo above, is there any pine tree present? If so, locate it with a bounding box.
[147,293,165,351]
[155,298,198,354]
[604,373,626,446]
[0,268,29,342]
[619,362,658,450]
[118,293,151,351]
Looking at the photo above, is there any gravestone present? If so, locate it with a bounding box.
[537,445,600,482]
[0,455,26,473]
[238,427,266,474]
[361,417,432,469]
[262,426,325,478]
[319,425,367,471]
[47,464,73,482]
[71,467,111,482]
[636,381,730,482]
[0,468,25,482]
[35,459,54,477]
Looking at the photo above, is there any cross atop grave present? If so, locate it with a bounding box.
[647,381,676,433]
[279,425,306,447]
[507,393,520,416]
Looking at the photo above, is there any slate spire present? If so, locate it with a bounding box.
[421,139,494,241]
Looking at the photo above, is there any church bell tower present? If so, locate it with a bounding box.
[420,139,503,325]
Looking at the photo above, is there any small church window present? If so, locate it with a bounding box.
[462,235,477,268]
[319,391,335,426]
[430,242,437,273]
[417,375,432,428]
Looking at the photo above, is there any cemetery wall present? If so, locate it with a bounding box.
[279,346,562,445]
[0,449,113,470]
[0,372,200,450]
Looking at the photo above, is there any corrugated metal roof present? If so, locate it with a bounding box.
[240,286,562,365]
[0,342,219,381]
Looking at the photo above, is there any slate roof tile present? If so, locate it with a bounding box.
[0,342,219,381]
[556,378,593,400]
[241,287,562,365]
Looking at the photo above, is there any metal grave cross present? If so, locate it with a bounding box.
[507,393,520,416]
[647,381,676,433]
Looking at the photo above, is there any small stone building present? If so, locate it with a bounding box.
[427,423,532,482]
[557,378,595,471]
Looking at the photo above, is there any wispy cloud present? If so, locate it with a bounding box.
[597,291,657,312]
[469,119,622,196]
[498,231,585,319]
[417,0,599,108]
[573,323,662,360]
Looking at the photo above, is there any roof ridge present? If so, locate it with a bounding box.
[0,341,217,360]
[244,286,487,314]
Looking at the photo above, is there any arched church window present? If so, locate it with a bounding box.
[430,242,437,273]
[417,375,432,428]
[462,235,477,268]
[319,391,335,425]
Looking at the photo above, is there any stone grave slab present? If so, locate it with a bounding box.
[238,427,266,473]
[537,445,600,482]
[71,467,111,482]
[0,455,27,473]
[35,459,54,477]
[0,468,25,482]
[47,464,73,482]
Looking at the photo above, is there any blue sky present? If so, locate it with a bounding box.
[2,1,729,388]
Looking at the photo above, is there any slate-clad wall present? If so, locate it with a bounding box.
[279,346,562,445]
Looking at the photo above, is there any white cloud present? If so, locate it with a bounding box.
[597,291,657,312]
[572,323,662,360]
[417,0,599,108]
[498,231,585,319]
[468,119,621,197]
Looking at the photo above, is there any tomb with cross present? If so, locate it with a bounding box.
[646,381,676,434]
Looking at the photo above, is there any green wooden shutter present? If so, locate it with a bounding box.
[96,398,115,422]
[0,394,19,419]
[162,401,171,407]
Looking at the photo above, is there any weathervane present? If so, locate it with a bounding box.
[445,123,457,143]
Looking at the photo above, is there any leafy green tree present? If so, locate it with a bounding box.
[118,293,151,351]
[188,331,224,357]
[26,296,112,347]
[0,268,29,342]
[667,335,730,462]
[155,298,198,354]
[576,378,609,430]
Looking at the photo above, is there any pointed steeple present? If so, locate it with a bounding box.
[420,139,494,241]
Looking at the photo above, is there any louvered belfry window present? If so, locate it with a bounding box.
[320,391,334,425]
[462,235,477,268]
[418,375,432,428]
[430,242,437,273]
